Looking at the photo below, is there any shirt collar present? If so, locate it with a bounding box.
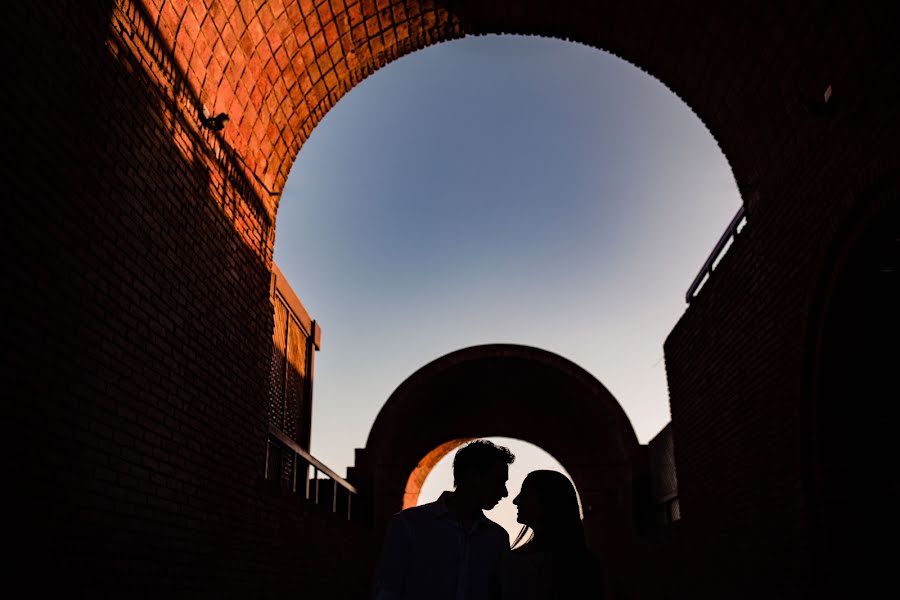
[433,491,490,528]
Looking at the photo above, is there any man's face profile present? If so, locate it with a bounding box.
[471,460,508,510]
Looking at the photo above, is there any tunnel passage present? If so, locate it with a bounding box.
[350,344,644,595]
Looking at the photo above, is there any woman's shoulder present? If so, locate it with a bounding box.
[501,548,554,578]
[502,548,552,562]
[500,550,555,600]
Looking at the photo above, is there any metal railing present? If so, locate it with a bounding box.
[265,424,358,520]
[686,205,747,303]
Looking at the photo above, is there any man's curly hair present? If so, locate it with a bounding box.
[452,440,515,487]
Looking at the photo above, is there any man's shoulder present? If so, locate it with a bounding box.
[392,501,439,524]
[480,516,510,541]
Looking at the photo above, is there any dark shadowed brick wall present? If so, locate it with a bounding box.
[5,2,370,597]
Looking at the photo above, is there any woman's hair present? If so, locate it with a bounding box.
[512,470,601,598]
[512,470,585,552]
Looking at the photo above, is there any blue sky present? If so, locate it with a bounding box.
[273,34,741,535]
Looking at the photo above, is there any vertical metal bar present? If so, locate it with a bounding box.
[304,332,314,450]
[291,452,298,493]
[315,471,320,504]
[305,463,311,500]
[281,313,291,430]
[347,492,352,521]
[332,479,338,513]
[264,439,271,480]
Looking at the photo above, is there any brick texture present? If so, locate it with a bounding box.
[5,0,899,598]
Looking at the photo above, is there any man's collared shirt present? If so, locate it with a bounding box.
[374,491,510,600]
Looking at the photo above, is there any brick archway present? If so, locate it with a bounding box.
[134,0,762,212]
[351,344,642,596]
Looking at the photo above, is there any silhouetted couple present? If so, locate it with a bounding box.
[374,440,604,599]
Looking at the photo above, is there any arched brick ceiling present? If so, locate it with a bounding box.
[364,344,640,467]
[145,0,873,210]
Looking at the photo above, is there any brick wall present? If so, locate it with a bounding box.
[6,2,370,597]
[6,0,899,598]
[664,73,899,600]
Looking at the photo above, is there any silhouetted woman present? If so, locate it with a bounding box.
[500,470,604,600]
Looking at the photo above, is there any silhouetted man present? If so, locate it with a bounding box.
[374,440,515,600]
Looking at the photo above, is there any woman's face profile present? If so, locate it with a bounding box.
[512,479,544,528]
